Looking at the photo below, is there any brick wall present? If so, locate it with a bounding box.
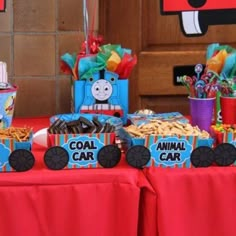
[0,0,98,117]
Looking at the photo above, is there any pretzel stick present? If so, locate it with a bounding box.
[0,127,32,142]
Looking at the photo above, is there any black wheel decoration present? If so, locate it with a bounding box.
[97,145,121,168]
[190,146,215,167]
[126,145,151,169]
[214,143,236,166]
[44,146,69,170]
[9,149,35,172]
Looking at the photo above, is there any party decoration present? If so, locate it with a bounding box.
[0,0,6,12]
[60,0,137,124]
[217,78,236,97]
[61,44,137,81]
[118,118,215,168]
[0,62,17,128]
[161,0,236,36]
[206,43,236,79]
[206,43,236,97]
[180,63,219,131]
[60,0,137,80]
[206,43,236,124]
[180,64,219,98]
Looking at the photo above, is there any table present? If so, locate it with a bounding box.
[144,167,236,236]
[0,117,155,236]
[8,117,236,236]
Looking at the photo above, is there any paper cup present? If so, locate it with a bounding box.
[220,96,236,124]
[0,85,17,128]
[189,96,215,132]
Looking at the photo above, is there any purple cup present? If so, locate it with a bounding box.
[189,96,215,132]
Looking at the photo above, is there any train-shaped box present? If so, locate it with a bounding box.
[72,69,129,124]
[44,113,124,170]
[0,127,34,172]
[118,128,213,168]
[2,114,236,173]
[0,114,125,172]
[46,112,217,170]
[119,116,236,168]
[210,124,236,166]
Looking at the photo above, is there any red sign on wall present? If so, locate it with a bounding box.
[162,0,236,12]
[161,0,236,37]
[0,0,6,12]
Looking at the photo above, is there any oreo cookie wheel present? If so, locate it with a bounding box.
[126,145,151,169]
[190,146,215,168]
[9,149,35,172]
[97,145,121,168]
[214,143,236,166]
[44,146,69,170]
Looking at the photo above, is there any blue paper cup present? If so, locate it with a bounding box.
[0,85,17,128]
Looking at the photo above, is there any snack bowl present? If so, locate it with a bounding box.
[122,121,236,168]
[118,120,217,169]
[121,131,214,169]
[0,127,34,172]
[211,124,236,145]
[210,125,236,167]
[43,113,123,170]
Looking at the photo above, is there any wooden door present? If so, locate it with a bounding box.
[99,0,236,115]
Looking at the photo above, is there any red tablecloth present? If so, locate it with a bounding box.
[144,167,236,236]
[0,117,155,236]
[9,117,236,236]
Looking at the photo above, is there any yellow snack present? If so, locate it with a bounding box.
[124,121,210,139]
[0,127,31,142]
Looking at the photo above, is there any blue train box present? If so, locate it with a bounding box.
[131,135,213,168]
[118,120,215,168]
[44,113,123,170]
[210,125,236,167]
[47,132,119,169]
[0,128,33,172]
[71,69,129,124]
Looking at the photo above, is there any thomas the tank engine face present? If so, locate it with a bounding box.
[91,79,113,101]
[79,69,126,120]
